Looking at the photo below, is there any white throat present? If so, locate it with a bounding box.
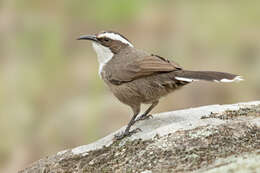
[92,42,114,75]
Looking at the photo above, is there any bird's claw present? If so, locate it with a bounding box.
[114,128,142,140]
[135,114,153,122]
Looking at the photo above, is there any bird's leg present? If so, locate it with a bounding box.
[114,113,140,140]
[135,101,159,122]
[114,105,141,140]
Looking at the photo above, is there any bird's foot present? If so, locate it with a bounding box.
[114,128,142,140]
[135,114,153,122]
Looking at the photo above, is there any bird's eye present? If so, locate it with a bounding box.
[104,38,109,42]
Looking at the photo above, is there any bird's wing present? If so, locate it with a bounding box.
[109,54,182,85]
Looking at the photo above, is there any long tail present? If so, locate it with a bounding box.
[174,70,243,83]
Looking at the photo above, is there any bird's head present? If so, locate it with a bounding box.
[78,31,133,54]
[78,31,133,73]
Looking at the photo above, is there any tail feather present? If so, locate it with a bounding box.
[174,70,243,83]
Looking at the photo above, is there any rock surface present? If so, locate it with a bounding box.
[19,101,260,173]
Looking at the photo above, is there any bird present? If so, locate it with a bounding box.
[78,31,243,140]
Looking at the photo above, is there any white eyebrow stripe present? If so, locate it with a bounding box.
[98,33,134,47]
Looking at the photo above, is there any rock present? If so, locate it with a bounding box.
[19,101,260,173]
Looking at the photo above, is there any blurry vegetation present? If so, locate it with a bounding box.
[0,0,259,172]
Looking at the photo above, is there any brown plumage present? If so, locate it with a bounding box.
[78,31,243,140]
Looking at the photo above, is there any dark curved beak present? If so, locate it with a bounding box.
[77,35,98,42]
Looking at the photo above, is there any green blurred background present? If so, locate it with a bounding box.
[0,0,260,171]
